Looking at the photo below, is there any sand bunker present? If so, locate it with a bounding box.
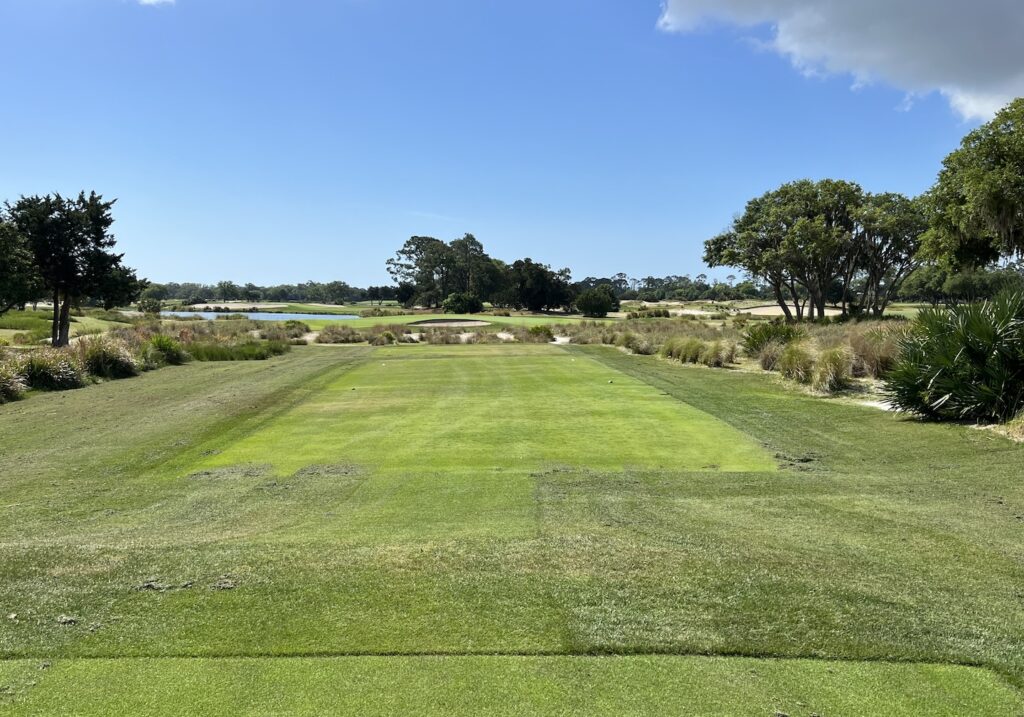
[745,304,843,317]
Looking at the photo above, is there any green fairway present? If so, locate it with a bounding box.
[303,312,600,330]
[1,656,1018,716]
[1,343,1023,713]
[198,344,775,475]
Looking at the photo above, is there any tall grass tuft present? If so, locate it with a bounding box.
[812,347,853,393]
[0,361,27,403]
[187,341,291,361]
[778,342,815,384]
[15,349,86,390]
[77,337,139,379]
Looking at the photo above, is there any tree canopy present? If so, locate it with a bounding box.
[705,180,925,318]
[5,192,144,346]
[923,98,1024,267]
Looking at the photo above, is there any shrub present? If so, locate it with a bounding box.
[424,329,461,345]
[317,325,364,344]
[741,321,805,356]
[78,338,139,379]
[442,292,484,314]
[884,293,1024,422]
[527,325,554,343]
[0,361,27,403]
[137,298,162,315]
[148,334,190,366]
[16,349,86,390]
[812,347,852,393]
[778,342,815,383]
[370,331,397,346]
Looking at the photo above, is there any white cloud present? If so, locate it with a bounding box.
[137,0,174,5]
[658,0,1024,120]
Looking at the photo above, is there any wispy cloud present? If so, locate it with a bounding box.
[137,0,174,6]
[658,0,1024,120]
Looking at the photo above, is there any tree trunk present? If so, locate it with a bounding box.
[51,290,60,345]
[771,281,793,321]
[57,295,72,347]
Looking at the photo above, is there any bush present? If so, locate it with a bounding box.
[137,298,162,315]
[742,321,805,356]
[442,292,484,314]
[370,331,397,346]
[317,325,364,344]
[884,293,1024,421]
[812,347,852,393]
[78,337,139,379]
[148,334,190,366]
[0,361,27,403]
[424,329,461,345]
[16,349,86,391]
[778,342,815,383]
[527,325,554,343]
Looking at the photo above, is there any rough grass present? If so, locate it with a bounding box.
[0,344,1022,713]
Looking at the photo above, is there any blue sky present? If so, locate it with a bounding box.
[1,0,1015,287]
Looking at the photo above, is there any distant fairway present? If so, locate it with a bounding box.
[1,344,1022,714]
[197,344,776,476]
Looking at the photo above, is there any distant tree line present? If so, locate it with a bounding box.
[141,280,395,306]
[385,234,775,317]
[0,192,144,346]
[705,98,1024,319]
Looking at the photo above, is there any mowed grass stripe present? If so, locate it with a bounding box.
[196,344,776,476]
[1,656,1020,716]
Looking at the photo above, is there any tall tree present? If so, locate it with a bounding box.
[0,218,42,315]
[6,192,143,346]
[923,98,1024,266]
[855,193,927,315]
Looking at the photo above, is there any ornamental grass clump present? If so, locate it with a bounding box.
[0,361,27,403]
[812,347,853,393]
[16,349,86,391]
[77,337,139,379]
[778,342,815,384]
[884,292,1024,422]
[147,334,190,367]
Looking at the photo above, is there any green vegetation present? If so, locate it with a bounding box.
[1,343,1023,713]
[886,292,1024,421]
[1,192,143,346]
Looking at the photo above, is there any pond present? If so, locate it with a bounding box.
[161,311,359,322]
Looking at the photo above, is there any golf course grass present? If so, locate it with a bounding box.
[1,343,1023,714]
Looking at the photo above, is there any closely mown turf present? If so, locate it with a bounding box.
[1,656,1019,716]
[1,343,1022,714]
